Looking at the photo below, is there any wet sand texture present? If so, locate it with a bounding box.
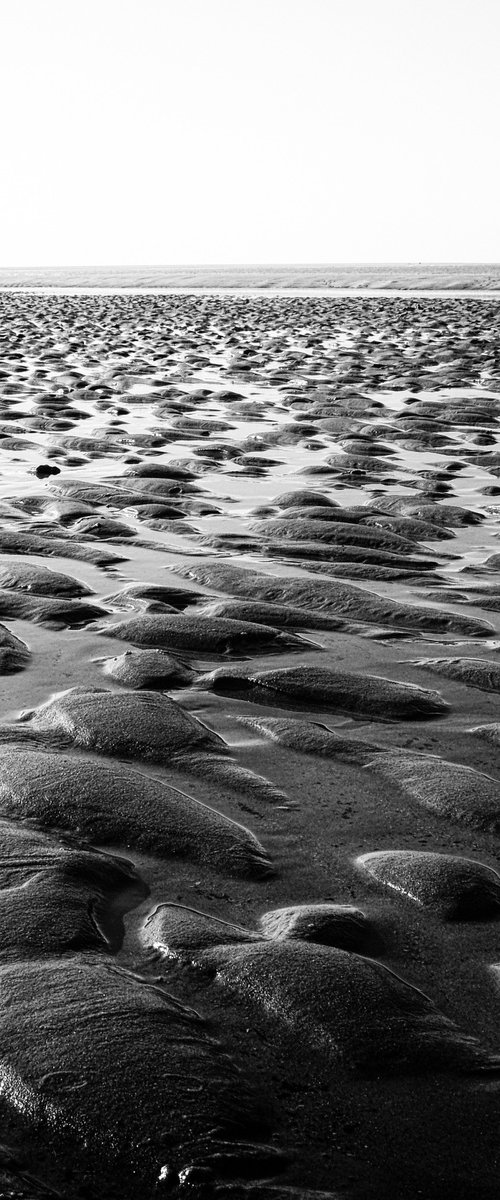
[0,290,499,1198]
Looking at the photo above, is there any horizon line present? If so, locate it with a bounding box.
[1,261,500,270]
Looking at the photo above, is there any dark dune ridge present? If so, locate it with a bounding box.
[357,849,500,920]
[143,905,499,1074]
[176,562,494,636]
[0,818,147,956]
[196,663,449,720]
[0,622,30,673]
[0,288,499,1198]
[0,745,272,877]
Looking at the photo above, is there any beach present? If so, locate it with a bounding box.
[0,285,499,1198]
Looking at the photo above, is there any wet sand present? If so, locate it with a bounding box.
[0,290,499,1199]
[2,262,500,290]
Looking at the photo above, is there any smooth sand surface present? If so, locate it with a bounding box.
[2,262,500,290]
[0,290,499,1198]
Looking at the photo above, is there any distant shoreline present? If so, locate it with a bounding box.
[1,264,500,291]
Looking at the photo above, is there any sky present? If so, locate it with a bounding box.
[0,0,498,266]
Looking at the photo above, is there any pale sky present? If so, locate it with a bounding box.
[0,0,498,266]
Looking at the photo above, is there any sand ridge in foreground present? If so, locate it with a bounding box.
[0,290,499,1199]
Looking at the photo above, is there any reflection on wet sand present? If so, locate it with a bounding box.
[0,290,499,1199]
